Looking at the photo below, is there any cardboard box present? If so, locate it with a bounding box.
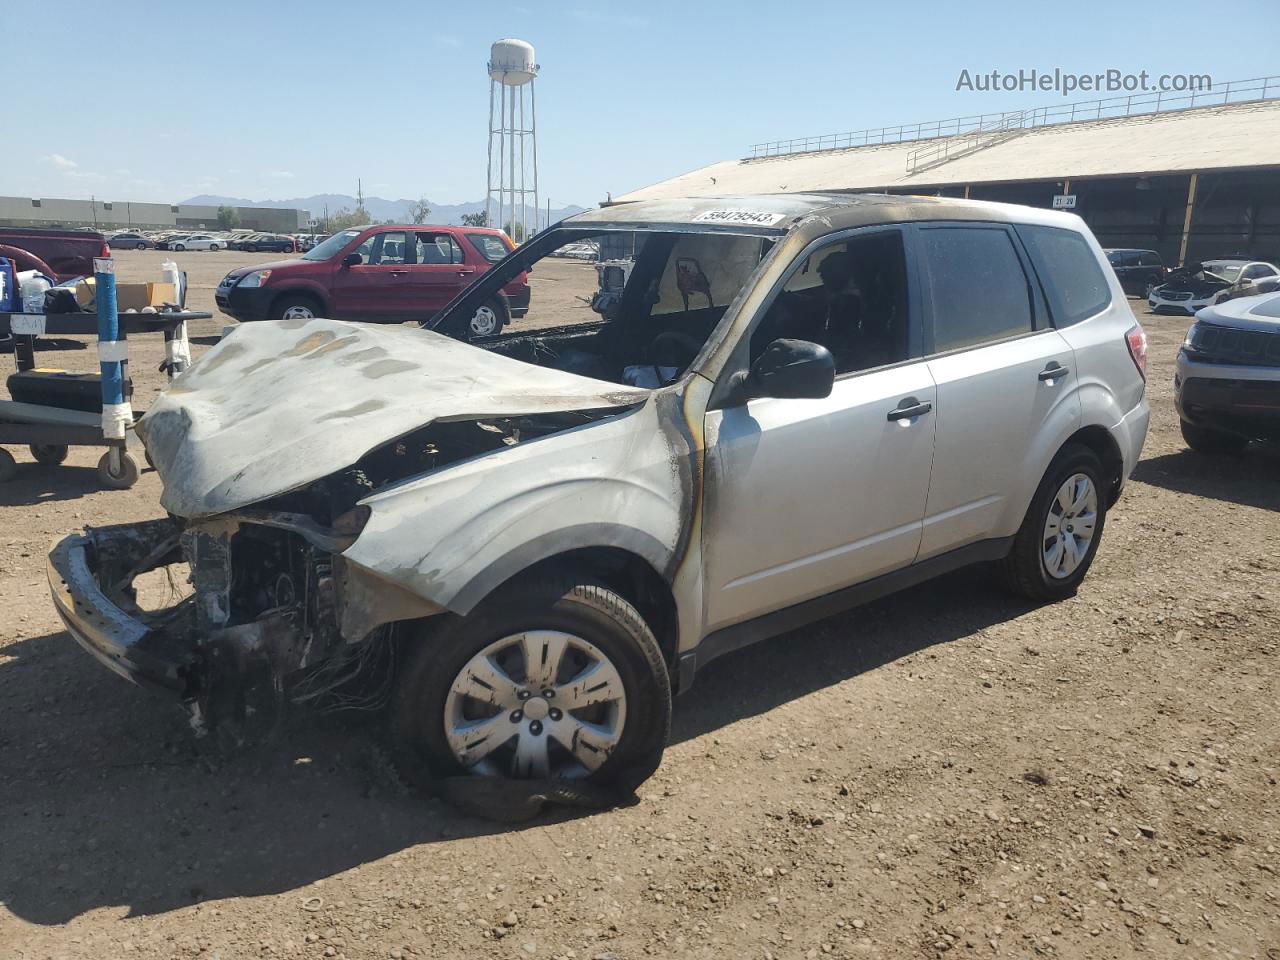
[73,279,177,312]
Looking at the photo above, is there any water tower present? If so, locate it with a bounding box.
[486,39,539,242]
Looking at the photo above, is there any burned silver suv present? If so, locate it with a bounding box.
[49,194,1149,798]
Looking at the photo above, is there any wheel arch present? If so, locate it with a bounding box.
[1061,424,1124,506]
[454,539,680,677]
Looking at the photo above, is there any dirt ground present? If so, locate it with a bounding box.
[1,249,1277,960]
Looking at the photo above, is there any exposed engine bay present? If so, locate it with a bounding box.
[68,410,621,743]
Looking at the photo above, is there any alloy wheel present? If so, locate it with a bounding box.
[280,304,316,320]
[444,631,626,779]
[1042,473,1098,579]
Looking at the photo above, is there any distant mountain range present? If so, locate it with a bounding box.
[181,193,591,226]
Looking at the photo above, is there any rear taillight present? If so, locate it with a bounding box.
[1125,323,1148,379]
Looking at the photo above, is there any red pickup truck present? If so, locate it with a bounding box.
[0,227,110,282]
[215,224,529,336]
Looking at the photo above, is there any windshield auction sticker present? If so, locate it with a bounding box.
[692,210,787,226]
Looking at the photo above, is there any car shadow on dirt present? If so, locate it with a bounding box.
[0,628,498,926]
[1131,446,1280,512]
[672,566,1034,745]
[0,461,111,506]
[0,568,1031,926]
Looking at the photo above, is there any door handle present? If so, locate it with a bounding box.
[1038,362,1069,382]
[387,270,407,277]
[887,397,933,421]
[456,268,477,277]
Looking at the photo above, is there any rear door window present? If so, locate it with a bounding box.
[414,233,465,264]
[1015,224,1112,327]
[920,226,1034,352]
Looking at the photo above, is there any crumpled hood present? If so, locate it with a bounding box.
[136,317,647,518]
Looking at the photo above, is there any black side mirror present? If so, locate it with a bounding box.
[728,338,835,404]
[342,252,362,267]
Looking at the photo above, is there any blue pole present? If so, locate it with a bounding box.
[94,257,129,439]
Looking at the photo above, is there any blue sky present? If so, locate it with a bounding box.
[13,0,1278,208]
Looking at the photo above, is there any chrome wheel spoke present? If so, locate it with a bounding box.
[447,714,512,767]
[450,654,520,709]
[548,715,618,773]
[1044,538,1065,575]
[521,631,569,689]
[1062,532,1081,572]
[511,729,552,779]
[1073,511,1097,539]
[556,659,624,711]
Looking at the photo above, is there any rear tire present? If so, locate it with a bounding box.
[467,298,507,338]
[998,443,1108,602]
[391,577,671,796]
[1180,420,1247,455]
[0,448,16,482]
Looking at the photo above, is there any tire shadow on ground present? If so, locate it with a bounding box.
[0,460,107,506]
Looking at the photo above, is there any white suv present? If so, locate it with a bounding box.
[49,194,1149,799]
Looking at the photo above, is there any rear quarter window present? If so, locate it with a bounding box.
[1016,224,1112,327]
[467,233,511,263]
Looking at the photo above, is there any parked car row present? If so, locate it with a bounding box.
[104,230,311,253]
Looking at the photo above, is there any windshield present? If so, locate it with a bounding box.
[429,227,771,388]
[1203,262,1244,281]
[304,229,362,261]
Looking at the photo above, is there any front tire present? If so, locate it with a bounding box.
[173,244,185,252]
[391,577,671,794]
[999,443,1107,602]
[1180,420,1247,455]
[270,294,322,322]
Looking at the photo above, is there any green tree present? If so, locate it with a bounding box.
[216,205,241,230]
[325,207,369,232]
[503,220,525,243]
[460,210,489,228]
[409,196,432,224]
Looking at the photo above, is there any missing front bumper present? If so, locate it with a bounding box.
[48,519,196,695]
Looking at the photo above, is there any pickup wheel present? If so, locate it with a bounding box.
[269,294,322,322]
[391,577,671,801]
[998,443,1107,602]
[1180,420,1247,455]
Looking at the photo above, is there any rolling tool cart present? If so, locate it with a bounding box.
[0,259,210,489]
